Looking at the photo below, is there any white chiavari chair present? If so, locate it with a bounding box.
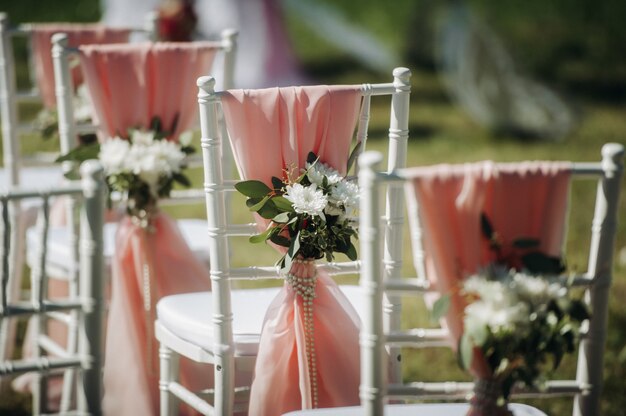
[0,160,106,415]
[287,143,623,416]
[0,11,157,368]
[154,68,412,415]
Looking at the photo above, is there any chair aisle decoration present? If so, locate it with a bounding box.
[154,67,411,416]
[0,14,142,371]
[354,143,623,416]
[51,37,234,415]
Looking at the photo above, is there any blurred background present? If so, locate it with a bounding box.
[0,0,624,414]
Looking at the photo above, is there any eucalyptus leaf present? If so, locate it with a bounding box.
[273,212,290,223]
[459,333,474,370]
[270,234,290,247]
[272,196,295,212]
[522,252,565,274]
[480,212,494,240]
[172,172,191,187]
[235,180,272,198]
[346,140,363,173]
[287,231,301,259]
[345,243,357,261]
[512,238,540,249]
[249,227,273,244]
[55,142,100,163]
[249,195,270,212]
[431,295,451,323]
[271,176,284,191]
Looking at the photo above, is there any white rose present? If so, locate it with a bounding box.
[99,137,130,174]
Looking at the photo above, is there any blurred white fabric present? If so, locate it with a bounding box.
[101,0,305,88]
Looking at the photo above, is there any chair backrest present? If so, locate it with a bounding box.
[0,12,156,188]
[51,31,238,199]
[357,143,624,416]
[196,67,411,414]
[0,160,106,414]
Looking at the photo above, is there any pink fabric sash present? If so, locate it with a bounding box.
[102,213,211,415]
[30,24,131,109]
[405,161,572,376]
[78,42,218,140]
[221,85,362,414]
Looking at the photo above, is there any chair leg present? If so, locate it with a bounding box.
[159,343,179,416]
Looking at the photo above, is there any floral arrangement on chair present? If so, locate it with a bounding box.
[35,84,96,143]
[235,151,359,271]
[436,214,590,415]
[236,151,359,408]
[57,117,194,228]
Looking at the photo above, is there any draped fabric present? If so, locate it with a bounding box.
[221,85,363,414]
[30,24,131,109]
[75,42,219,414]
[102,214,211,415]
[404,161,572,376]
[78,42,218,140]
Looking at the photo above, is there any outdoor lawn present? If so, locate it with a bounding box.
[1,1,624,415]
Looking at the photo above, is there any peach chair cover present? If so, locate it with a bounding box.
[405,161,572,376]
[30,24,131,109]
[103,214,211,415]
[73,42,218,414]
[78,41,218,140]
[221,85,362,414]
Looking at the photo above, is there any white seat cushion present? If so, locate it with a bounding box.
[25,218,210,271]
[282,403,547,415]
[156,284,365,356]
[0,165,64,210]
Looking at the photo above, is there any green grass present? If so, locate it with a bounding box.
[1,1,626,415]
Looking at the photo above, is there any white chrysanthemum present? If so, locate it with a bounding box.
[131,129,156,146]
[151,139,186,174]
[284,183,328,218]
[513,273,564,307]
[330,180,359,206]
[99,137,130,174]
[178,130,193,147]
[305,161,342,186]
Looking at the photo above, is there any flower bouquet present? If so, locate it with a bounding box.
[57,117,194,228]
[236,151,359,408]
[446,214,590,415]
[35,84,96,143]
[235,151,359,272]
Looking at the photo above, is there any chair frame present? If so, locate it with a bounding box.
[0,160,106,414]
[358,142,624,416]
[154,68,412,415]
[0,11,156,371]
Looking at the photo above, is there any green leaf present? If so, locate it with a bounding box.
[522,252,566,274]
[567,300,591,322]
[431,295,450,323]
[249,195,270,212]
[512,238,540,249]
[257,200,280,219]
[270,234,290,247]
[346,140,363,173]
[249,227,273,244]
[273,212,290,223]
[287,231,301,260]
[345,243,357,260]
[459,333,474,370]
[271,176,284,191]
[55,142,100,163]
[306,151,318,165]
[172,172,191,188]
[235,180,272,198]
[272,196,294,212]
[480,212,494,240]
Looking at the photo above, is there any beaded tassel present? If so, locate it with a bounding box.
[285,258,319,408]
